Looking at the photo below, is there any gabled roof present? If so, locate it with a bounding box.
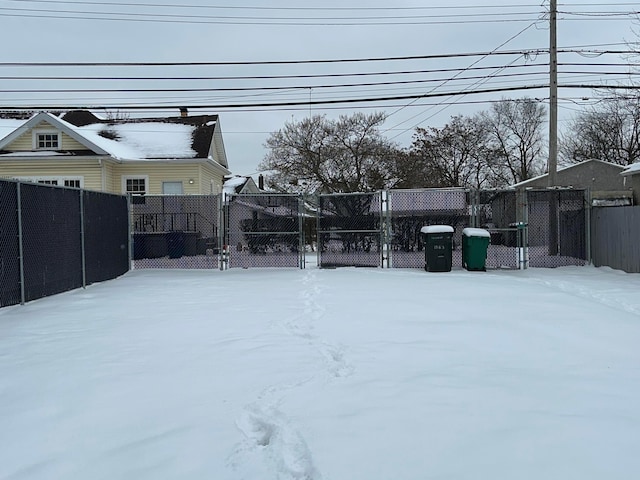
[0,112,111,155]
[0,110,229,168]
[223,175,260,196]
[511,159,625,188]
[621,162,640,176]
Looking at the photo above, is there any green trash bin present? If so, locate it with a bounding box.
[421,225,454,272]
[462,227,491,271]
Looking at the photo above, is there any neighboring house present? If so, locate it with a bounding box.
[511,159,632,206]
[621,162,640,205]
[222,175,262,197]
[0,109,230,195]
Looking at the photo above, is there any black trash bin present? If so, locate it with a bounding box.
[166,231,185,259]
[421,225,454,272]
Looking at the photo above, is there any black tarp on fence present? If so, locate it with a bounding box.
[0,180,129,308]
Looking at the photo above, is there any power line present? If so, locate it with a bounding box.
[0,49,633,69]
[0,50,549,67]
[0,84,551,111]
[0,10,547,25]
[385,18,542,137]
[0,71,554,94]
[0,6,546,21]
[0,63,550,82]
[0,1,550,11]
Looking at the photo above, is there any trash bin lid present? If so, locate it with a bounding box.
[421,225,454,234]
[462,227,491,238]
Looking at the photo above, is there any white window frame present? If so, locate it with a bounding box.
[33,129,61,150]
[122,175,149,195]
[15,176,84,188]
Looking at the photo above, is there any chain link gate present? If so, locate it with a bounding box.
[473,190,524,270]
[131,195,221,269]
[387,188,469,268]
[526,189,588,268]
[317,192,384,268]
[224,193,304,269]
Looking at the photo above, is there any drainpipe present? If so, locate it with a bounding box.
[99,158,106,192]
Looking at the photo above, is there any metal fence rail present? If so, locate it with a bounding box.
[0,179,129,308]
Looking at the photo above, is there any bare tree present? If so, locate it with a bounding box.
[408,115,498,188]
[482,98,547,184]
[560,93,640,166]
[259,112,401,193]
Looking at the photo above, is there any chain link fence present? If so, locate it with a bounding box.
[83,191,130,284]
[0,181,20,307]
[387,189,469,268]
[131,195,221,269]
[526,189,588,268]
[225,194,303,268]
[316,188,587,270]
[317,192,383,268]
[2,184,590,308]
[473,190,523,269]
[0,179,129,308]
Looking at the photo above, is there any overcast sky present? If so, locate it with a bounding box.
[0,0,638,177]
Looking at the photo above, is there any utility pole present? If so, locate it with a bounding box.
[548,0,559,255]
[548,0,558,187]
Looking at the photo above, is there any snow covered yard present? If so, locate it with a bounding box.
[1,265,639,480]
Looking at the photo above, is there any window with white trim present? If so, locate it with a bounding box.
[33,130,60,150]
[16,176,83,188]
[123,176,148,195]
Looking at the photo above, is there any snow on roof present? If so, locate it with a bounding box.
[223,176,248,196]
[421,225,454,234]
[621,162,640,176]
[76,122,197,160]
[0,114,198,161]
[0,119,26,143]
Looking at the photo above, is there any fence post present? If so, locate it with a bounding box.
[16,182,25,305]
[218,193,226,271]
[517,189,529,270]
[315,194,321,268]
[381,190,388,268]
[585,188,592,265]
[80,190,87,288]
[127,194,133,269]
[298,194,305,269]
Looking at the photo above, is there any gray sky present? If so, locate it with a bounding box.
[0,0,638,177]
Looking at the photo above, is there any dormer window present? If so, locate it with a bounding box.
[33,130,60,150]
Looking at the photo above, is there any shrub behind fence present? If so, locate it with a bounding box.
[0,180,129,308]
